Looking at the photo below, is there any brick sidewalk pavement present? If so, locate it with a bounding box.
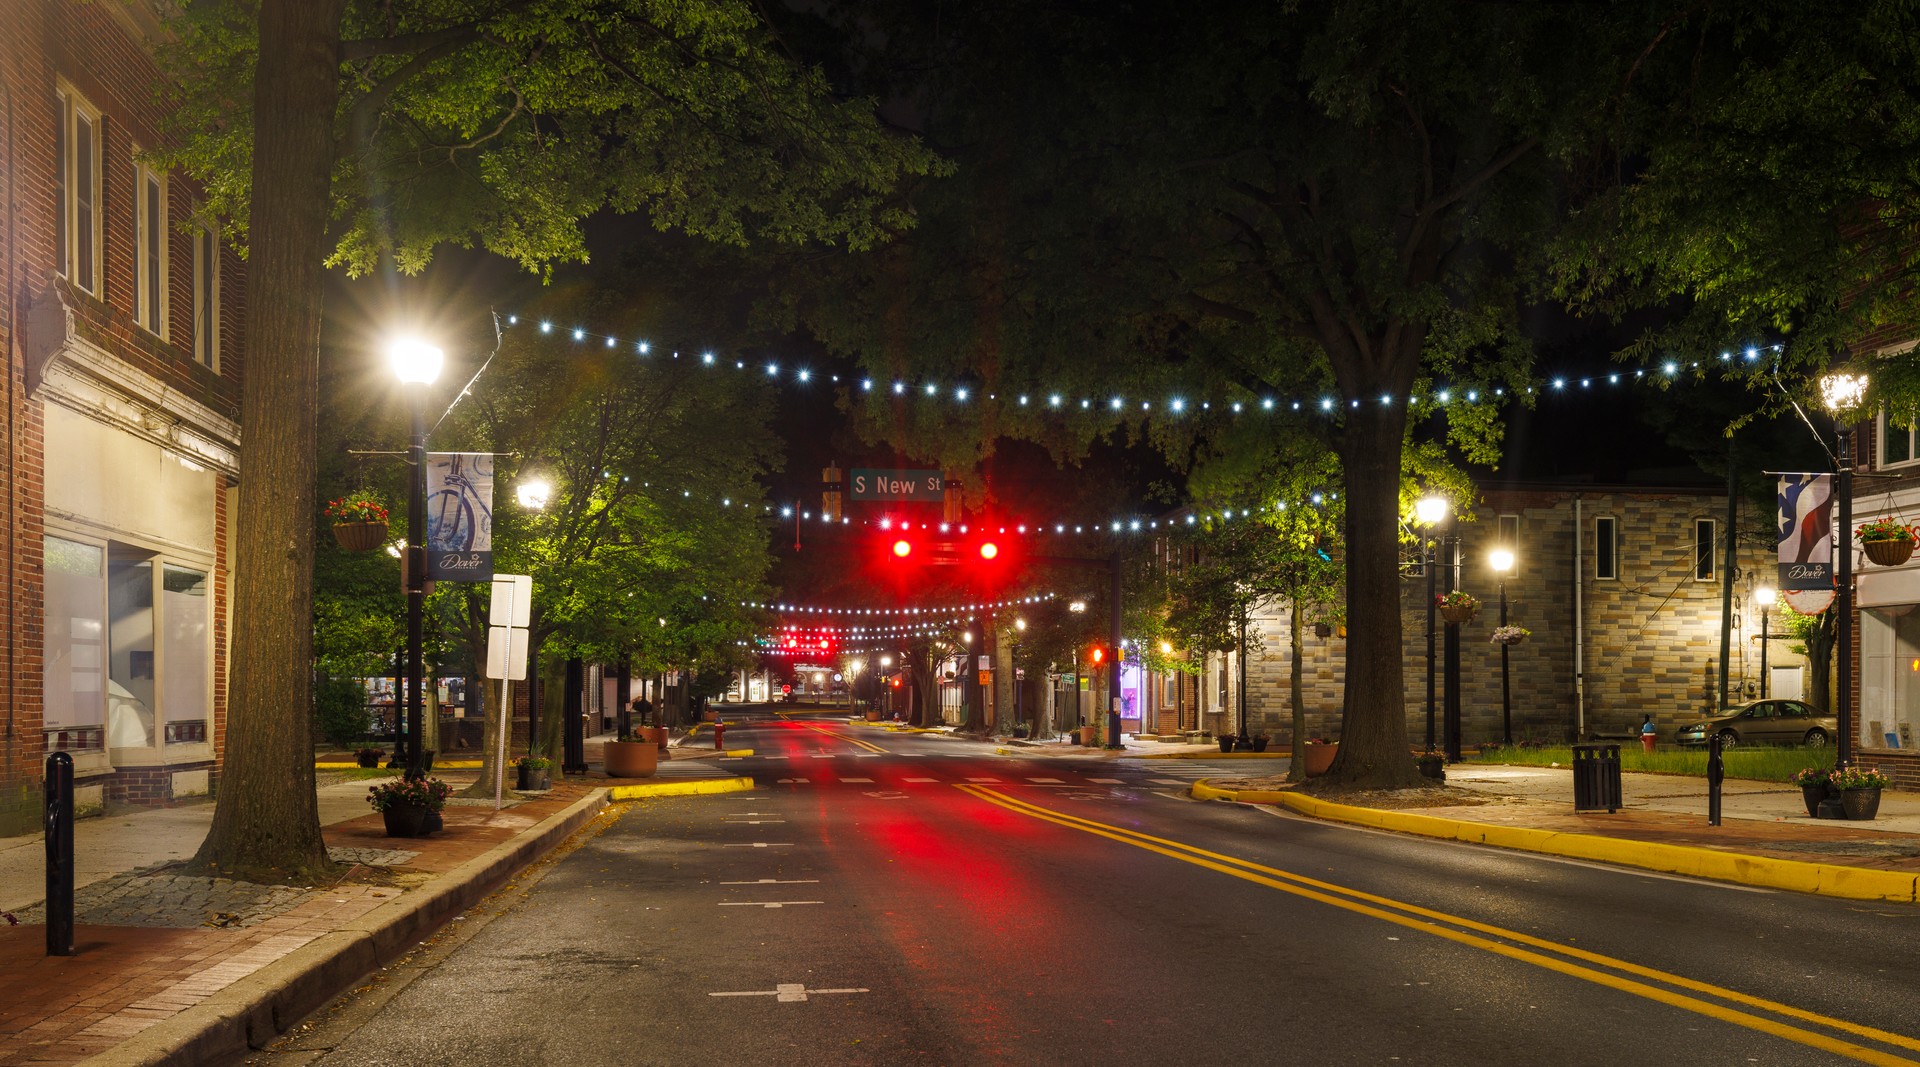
[0,781,597,1067]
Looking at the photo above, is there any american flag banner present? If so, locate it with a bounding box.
[1777,474,1832,590]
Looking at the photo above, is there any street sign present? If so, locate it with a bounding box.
[485,572,532,812]
[849,468,943,502]
[489,574,532,628]
[485,626,528,681]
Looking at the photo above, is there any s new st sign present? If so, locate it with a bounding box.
[849,469,942,502]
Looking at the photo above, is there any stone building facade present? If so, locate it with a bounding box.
[1225,484,1795,748]
[1,2,244,832]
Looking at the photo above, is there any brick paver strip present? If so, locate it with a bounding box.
[0,781,605,1067]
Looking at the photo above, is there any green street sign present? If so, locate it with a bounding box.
[849,468,943,502]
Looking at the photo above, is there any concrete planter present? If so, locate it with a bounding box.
[603,740,659,778]
[1302,743,1339,777]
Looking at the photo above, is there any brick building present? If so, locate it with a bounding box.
[1,1,243,832]
[1158,484,1797,749]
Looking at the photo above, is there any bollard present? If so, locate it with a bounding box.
[714,723,725,750]
[45,752,75,957]
[1706,733,1724,827]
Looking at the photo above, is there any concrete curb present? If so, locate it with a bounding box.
[1137,751,1288,760]
[1190,780,1920,904]
[313,761,484,770]
[76,787,611,1067]
[606,777,755,801]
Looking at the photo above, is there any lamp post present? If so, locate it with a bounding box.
[1415,496,1450,754]
[1755,586,1775,699]
[1490,548,1515,746]
[388,337,443,778]
[1821,371,1868,769]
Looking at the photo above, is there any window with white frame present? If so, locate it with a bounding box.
[1879,409,1918,469]
[1498,513,1520,556]
[1694,518,1717,581]
[1595,516,1619,580]
[132,156,168,337]
[192,224,220,370]
[54,83,104,295]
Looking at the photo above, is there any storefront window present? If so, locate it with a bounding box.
[1862,608,1920,750]
[44,536,105,751]
[163,566,209,744]
[107,555,156,748]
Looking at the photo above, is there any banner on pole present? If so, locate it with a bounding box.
[426,453,495,581]
[1776,474,1832,590]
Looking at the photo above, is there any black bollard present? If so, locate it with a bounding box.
[44,752,75,956]
[1706,733,1724,827]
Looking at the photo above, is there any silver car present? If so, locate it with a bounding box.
[1671,699,1835,748]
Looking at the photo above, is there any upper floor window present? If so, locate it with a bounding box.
[132,156,168,338]
[1498,513,1520,556]
[192,224,220,371]
[1595,516,1619,580]
[1694,518,1717,581]
[1879,409,1918,469]
[54,84,103,295]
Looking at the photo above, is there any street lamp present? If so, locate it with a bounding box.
[516,476,552,511]
[1490,548,1515,745]
[1415,496,1450,754]
[388,337,443,778]
[1821,370,1868,768]
[1755,585,1776,699]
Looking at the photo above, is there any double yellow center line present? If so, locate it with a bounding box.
[797,720,889,754]
[956,784,1919,1066]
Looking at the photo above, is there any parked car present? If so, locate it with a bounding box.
[1672,699,1835,748]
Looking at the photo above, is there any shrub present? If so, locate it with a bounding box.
[316,675,371,747]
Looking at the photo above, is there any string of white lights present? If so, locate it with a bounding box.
[743,593,1056,617]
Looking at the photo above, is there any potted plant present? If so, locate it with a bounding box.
[354,746,385,769]
[1490,625,1530,646]
[1301,737,1338,776]
[1417,751,1446,781]
[514,753,552,791]
[1789,766,1830,818]
[1857,517,1918,566]
[603,728,659,778]
[326,491,391,551]
[1218,733,1238,753]
[1828,765,1891,820]
[1249,733,1271,753]
[1437,590,1480,625]
[1077,724,1098,746]
[367,775,452,838]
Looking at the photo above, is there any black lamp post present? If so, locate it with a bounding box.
[389,338,443,778]
[1820,371,1867,769]
[1415,496,1450,753]
[1441,511,1462,763]
[1755,586,1775,699]
[1491,548,1515,746]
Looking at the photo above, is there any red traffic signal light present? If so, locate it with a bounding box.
[892,538,913,559]
[1088,646,1105,665]
[978,540,999,561]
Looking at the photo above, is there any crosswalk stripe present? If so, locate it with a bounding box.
[1026,777,1064,783]
[1087,778,1123,784]
[1148,778,1187,785]
[840,777,873,783]
[904,777,938,783]
[965,777,1001,783]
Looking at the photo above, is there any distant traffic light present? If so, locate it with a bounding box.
[978,540,999,561]
[1088,646,1105,665]
[892,537,914,559]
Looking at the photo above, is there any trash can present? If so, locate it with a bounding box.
[1571,743,1622,813]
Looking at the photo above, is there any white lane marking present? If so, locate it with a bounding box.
[723,843,793,848]
[709,984,869,1003]
[1148,778,1187,785]
[718,901,823,909]
[863,790,910,799]
[764,755,791,760]
[856,753,884,758]
[720,879,819,885]
[725,812,776,816]
[965,777,1001,783]
[1087,778,1124,784]
[775,778,811,784]
[1026,777,1064,783]
[724,820,785,825]
[811,753,837,759]
[840,777,874,783]
[904,777,939,783]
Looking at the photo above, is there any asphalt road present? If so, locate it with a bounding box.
[248,706,1920,1066]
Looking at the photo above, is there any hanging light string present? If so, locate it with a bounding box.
[500,312,1787,419]
[743,592,1057,617]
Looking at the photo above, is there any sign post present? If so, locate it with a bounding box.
[487,574,532,809]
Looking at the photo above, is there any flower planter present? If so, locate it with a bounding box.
[1862,538,1915,567]
[1418,756,1446,781]
[866,709,884,722]
[1302,743,1338,777]
[1800,783,1828,818]
[381,802,432,838]
[1440,605,1477,625]
[642,725,669,753]
[1218,735,1237,753]
[1077,725,1097,746]
[355,751,383,769]
[1841,787,1882,821]
[515,765,551,791]
[1249,737,1269,753]
[603,739,659,778]
[332,521,389,552]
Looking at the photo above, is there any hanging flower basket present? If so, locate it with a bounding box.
[1490,626,1531,646]
[1437,592,1479,626]
[332,521,389,551]
[1863,538,1915,567]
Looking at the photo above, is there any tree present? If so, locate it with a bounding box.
[1779,605,1837,716]
[160,0,940,879]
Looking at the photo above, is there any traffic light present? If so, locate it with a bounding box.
[892,537,914,559]
[1088,646,1106,666]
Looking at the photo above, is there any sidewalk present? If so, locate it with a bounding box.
[0,771,608,1067]
[1193,764,1920,903]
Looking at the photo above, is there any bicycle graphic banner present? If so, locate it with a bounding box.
[426,453,495,581]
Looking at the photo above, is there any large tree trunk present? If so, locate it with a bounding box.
[1326,401,1422,788]
[192,0,348,881]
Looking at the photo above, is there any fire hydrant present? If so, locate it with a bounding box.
[1640,717,1657,755]
[714,723,725,750]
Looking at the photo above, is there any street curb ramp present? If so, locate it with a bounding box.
[1189,780,1920,905]
[77,788,611,1067]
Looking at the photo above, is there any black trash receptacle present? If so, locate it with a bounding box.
[1571,743,1622,813]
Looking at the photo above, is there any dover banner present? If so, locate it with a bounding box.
[426,452,495,581]
[1776,473,1832,591]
